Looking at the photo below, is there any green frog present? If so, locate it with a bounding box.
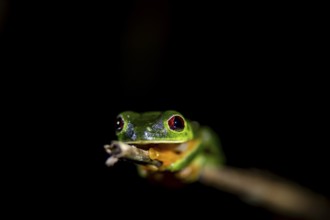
[111,110,225,185]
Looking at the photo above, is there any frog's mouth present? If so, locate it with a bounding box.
[105,140,199,169]
[132,141,196,168]
[133,143,186,154]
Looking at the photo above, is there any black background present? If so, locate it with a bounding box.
[2,1,328,219]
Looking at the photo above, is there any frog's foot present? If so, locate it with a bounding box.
[134,139,201,171]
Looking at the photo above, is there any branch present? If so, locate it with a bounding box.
[104,141,330,220]
[200,167,330,220]
[104,141,162,167]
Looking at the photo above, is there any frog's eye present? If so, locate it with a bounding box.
[168,115,185,131]
[115,116,124,132]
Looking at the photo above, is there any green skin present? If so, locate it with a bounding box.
[116,110,225,180]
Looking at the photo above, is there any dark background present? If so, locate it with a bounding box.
[2,1,328,219]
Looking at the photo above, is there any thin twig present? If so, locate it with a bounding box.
[200,167,330,220]
[104,141,330,220]
[104,141,162,167]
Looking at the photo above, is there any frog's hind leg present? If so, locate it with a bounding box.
[197,126,226,168]
[176,126,225,183]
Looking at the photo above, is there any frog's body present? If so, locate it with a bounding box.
[115,110,225,184]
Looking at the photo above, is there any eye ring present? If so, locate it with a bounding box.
[115,116,124,132]
[168,115,185,131]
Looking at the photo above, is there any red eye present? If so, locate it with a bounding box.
[168,115,185,131]
[115,116,124,132]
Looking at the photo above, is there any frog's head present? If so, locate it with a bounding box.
[115,110,193,144]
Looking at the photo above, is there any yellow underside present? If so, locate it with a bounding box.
[134,139,200,170]
[136,139,204,184]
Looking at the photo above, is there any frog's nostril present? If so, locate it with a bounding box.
[130,132,137,141]
[143,131,153,140]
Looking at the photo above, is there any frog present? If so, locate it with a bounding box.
[112,110,225,185]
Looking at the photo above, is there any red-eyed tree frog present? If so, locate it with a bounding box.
[107,110,225,185]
